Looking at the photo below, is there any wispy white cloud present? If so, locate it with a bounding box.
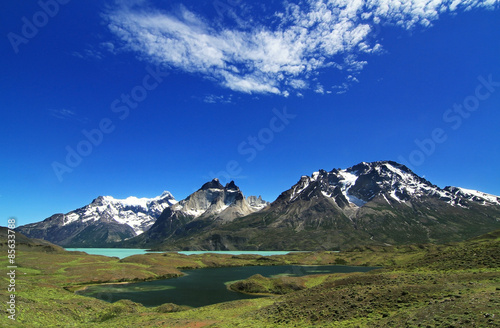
[49,108,77,119]
[203,94,233,104]
[100,42,116,54]
[104,0,499,96]
[315,84,325,94]
[72,48,103,60]
[72,42,117,60]
[49,109,88,123]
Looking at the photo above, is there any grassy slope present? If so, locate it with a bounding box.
[0,230,498,327]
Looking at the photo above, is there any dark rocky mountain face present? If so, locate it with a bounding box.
[124,179,268,247]
[147,161,500,251]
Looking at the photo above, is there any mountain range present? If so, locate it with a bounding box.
[15,192,177,247]
[16,182,268,247]
[16,161,500,250]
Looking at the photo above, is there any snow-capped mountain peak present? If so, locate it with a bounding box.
[133,180,271,247]
[282,161,500,211]
[79,192,178,234]
[16,191,178,247]
[96,192,176,210]
[171,179,267,220]
[247,195,270,211]
[16,162,500,250]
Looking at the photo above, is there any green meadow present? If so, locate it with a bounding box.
[1,230,499,327]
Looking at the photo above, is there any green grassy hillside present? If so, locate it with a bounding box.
[1,229,498,327]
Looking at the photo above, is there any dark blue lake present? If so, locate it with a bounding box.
[78,265,378,308]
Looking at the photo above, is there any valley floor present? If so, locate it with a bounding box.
[1,230,499,327]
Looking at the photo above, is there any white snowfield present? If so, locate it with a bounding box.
[61,191,177,235]
[455,187,500,206]
[289,162,500,209]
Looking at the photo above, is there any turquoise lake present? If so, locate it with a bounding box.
[65,248,294,259]
[78,265,378,308]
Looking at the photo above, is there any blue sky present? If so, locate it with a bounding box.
[1,0,499,226]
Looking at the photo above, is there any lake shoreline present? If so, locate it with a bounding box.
[78,263,379,308]
[67,271,186,293]
[64,248,298,259]
[62,250,382,297]
[68,259,353,294]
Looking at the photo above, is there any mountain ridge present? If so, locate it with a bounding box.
[123,179,270,247]
[16,182,269,247]
[16,160,500,250]
[145,160,500,251]
[15,191,178,247]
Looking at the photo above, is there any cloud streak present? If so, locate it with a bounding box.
[49,109,88,123]
[49,109,78,120]
[105,0,499,95]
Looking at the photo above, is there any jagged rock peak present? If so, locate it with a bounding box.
[347,160,412,175]
[200,178,224,190]
[225,181,240,191]
[281,160,500,210]
[91,196,106,205]
[159,190,174,198]
[247,195,270,210]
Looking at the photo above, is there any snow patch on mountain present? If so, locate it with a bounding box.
[169,180,269,222]
[444,186,500,206]
[457,188,500,205]
[61,191,177,234]
[338,170,362,205]
[247,195,269,211]
[101,191,176,209]
[286,161,500,211]
[290,176,311,201]
[346,194,367,207]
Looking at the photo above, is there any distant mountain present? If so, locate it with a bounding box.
[16,191,177,247]
[147,161,500,251]
[123,179,269,247]
[247,195,269,211]
[0,227,64,252]
[15,161,500,250]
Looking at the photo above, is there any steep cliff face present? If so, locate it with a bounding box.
[175,179,257,222]
[125,179,268,247]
